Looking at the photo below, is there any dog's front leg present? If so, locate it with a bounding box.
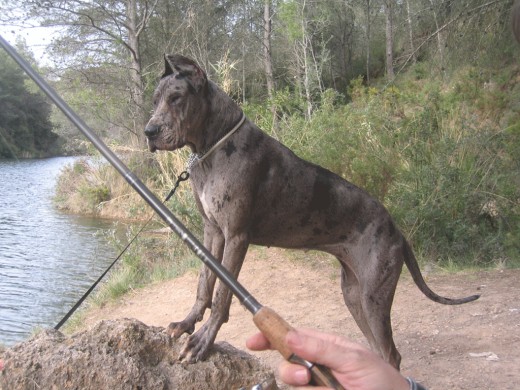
[167,223,224,338]
[180,233,249,362]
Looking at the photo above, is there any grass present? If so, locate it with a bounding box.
[92,228,202,303]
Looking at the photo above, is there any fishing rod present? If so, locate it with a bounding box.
[0,35,343,389]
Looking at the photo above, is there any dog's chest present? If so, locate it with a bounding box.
[195,180,233,224]
[199,188,214,220]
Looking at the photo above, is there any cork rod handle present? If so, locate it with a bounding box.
[252,306,345,390]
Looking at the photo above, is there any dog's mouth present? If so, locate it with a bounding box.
[145,135,159,153]
[147,141,157,153]
[146,134,186,153]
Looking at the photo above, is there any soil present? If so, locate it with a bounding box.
[83,247,520,390]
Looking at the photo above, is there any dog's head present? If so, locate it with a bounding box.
[145,55,210,153]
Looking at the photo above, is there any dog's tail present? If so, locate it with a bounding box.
[403,240,480,305]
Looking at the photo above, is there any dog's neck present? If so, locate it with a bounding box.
[187,112,245,172]
[189,81,240,148]
[186,81,245,172]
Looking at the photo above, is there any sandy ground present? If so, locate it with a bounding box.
[83,247,520,390]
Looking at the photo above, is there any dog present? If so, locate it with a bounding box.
[144,54,479,369]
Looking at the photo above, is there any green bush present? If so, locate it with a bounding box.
[89,224,201,305]
[243,73,519,268]
[79,184,111,209]
[386,73,520,267]
[58,64,520,270]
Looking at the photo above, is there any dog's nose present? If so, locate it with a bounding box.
[144,123,161,138]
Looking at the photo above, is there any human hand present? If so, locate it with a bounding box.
[246,328,409,390]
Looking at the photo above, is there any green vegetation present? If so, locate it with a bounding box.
[3,0,518,307]
[60,218,203,335]
[0,49,62,158]
[57,61,520,290]
[54,153,205,311]
[92,230,201,304]
[243,66,520,268]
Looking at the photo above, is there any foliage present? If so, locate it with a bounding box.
[54,158,112,214]
[3,0,516,149]
[247,67,520,268]
[385,70,520,267]
[92,230,200,304]
[0,49,61,158]
[4,0,518,272]
[56,65,520,270]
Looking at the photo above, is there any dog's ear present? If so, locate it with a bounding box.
[162,54,175,78]
[163,54,207,92]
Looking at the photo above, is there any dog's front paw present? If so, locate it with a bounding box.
[178,326,216,363]
[166,320,195,339]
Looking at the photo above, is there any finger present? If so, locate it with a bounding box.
[286,330,362,370]
[245,332,272,351]
[278,360,311,386]
[278,361,333,390]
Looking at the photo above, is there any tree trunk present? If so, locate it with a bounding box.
[303,37,313,119]
[263,0,277,130]
[514,0,520,43]
[405,0,416,64]
[365,0,371,84]
[429,0,445,72]
[126,0,147,148]
[384,0,395,80]
[300,0,313,119]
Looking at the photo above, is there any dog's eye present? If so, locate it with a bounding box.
[169,95,180,105]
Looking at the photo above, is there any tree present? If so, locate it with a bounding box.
[365,0,373,83]
[17,0,160,148]
[263,0,277,129]
[405,0,416,65]
[383,0,395,80]
[428,0,445,71]
[0,47,59,158]
[279,0,330,118]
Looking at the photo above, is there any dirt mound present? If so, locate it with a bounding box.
[0,318,277,390]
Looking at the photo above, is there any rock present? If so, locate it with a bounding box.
[469,351,500,361]
[0,318,278,390]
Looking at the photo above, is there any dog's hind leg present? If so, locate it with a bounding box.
[167,223,224,339]
[338,261,379,351]
[336,241,403,370]
[360,243,403,370]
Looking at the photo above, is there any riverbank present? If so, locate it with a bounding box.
[74,246,520,390]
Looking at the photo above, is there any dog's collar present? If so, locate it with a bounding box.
[187,113,246,172]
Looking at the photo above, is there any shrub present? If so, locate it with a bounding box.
[386,74,520,267]
[57,67,520,269]
[243,76,519,268]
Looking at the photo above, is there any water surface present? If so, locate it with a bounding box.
[0,157,116,346]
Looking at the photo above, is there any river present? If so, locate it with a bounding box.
[0,157,117,347]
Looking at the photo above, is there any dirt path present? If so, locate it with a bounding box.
[83,248,520,390]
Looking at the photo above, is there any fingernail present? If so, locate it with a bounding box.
[294,367,310,385]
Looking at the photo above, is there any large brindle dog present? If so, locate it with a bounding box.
[144,54,479,369]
